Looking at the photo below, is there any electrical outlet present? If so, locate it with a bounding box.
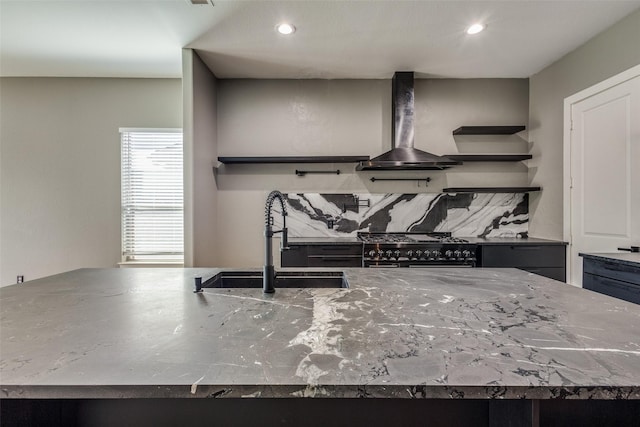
[327,219,335,229]
[17,275,24,284]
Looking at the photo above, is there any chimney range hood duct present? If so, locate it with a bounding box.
[356,72,460,171]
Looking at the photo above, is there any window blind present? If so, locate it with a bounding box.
[121,129,183,261]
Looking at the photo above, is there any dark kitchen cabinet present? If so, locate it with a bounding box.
[478,244,566,281]
[281,244,363,268]
[582,257,640,304]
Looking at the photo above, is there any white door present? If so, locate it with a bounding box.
[566,70,640,286]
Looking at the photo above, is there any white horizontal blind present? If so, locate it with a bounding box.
[121,129,183,261]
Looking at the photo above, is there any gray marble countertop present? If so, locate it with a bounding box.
[468,237,567,245]
[580,252,640,268]
[288,237,362,245]
[288,236,567,245]
[1,267,639,400]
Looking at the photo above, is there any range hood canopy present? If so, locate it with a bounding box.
[357,72,460,171]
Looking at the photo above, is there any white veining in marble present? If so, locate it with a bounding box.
[275,193,528,238]
[288,290,348,384]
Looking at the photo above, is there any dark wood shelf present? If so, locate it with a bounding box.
[452,126,526,135]
[218,156,369,164]
[443,187,541,193]
[445,154,532,162]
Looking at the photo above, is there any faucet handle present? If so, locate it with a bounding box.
[280,227,290,251]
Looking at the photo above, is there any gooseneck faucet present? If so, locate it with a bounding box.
[264,190,290,293]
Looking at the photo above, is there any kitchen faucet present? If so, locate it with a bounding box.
[263,190,290,293]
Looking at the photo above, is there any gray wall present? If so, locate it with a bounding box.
[3,9,637,284]
[183,50,219,267]
[0,77,182,286]
[213,78,529,267]
[528,9,640,240]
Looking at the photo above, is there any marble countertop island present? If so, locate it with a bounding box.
[1,267,639,401]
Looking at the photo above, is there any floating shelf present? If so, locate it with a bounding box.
[443,187,541,193]
[452,126,526,135]
[370,177,432,184]
[445,154,532,162]
[295,169,341,176]
[218,156,369,164]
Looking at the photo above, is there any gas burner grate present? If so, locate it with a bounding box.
[440,237,469,244]
[358,233,416,243]
[357,232,468,244]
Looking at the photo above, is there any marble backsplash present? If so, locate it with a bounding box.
[273,193,528,238]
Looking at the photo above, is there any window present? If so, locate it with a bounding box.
[120,128,183,262]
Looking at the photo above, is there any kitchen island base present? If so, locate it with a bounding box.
[2,398,640,427]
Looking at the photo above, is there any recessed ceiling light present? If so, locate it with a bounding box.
[466,23,485,35]
[276,23,296,35]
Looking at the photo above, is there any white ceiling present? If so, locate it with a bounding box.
[1,0,639,79]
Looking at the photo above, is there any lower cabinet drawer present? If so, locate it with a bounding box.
[281,246,309,267]
[307,245,363,256]
[481,245,566,268]
[307,256,362,267]
[281,244,363,267]
[518,267,565,282]
[583,259,640,286]
[583,273,640,304]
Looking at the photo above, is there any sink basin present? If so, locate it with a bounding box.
[202,271,349,289]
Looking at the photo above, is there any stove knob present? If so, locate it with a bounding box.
[433,250,441,258]
[462,250,470,258]
[368,250,377,257]
[422,250,430,258]
[454,250,462,258]
[445,250,453,258]
[377,250,384,257]
[415,250,422,258]
[385,250,393,258]
[406,250,414,258]
[394,250,401,258]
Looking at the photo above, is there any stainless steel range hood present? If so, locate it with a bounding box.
[356,72,460,171]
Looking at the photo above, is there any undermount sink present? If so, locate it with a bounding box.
[202,271,349,289]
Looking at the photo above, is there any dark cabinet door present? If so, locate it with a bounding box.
[479,245,566,281]
[518,267,566,282]
[307,257,362,267]
[583,259,640,286]
[584,273,640,304]
[582,258,640,304]
[307,245,363,256]
[480,245,565,268]
[281,245,309,267]
[281,244,363,268]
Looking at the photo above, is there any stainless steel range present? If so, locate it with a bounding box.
[358,232,477,268]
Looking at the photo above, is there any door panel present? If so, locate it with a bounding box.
[582,96,630,237]
[569,74,640,286]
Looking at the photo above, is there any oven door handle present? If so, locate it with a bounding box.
[367,264,400,268]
